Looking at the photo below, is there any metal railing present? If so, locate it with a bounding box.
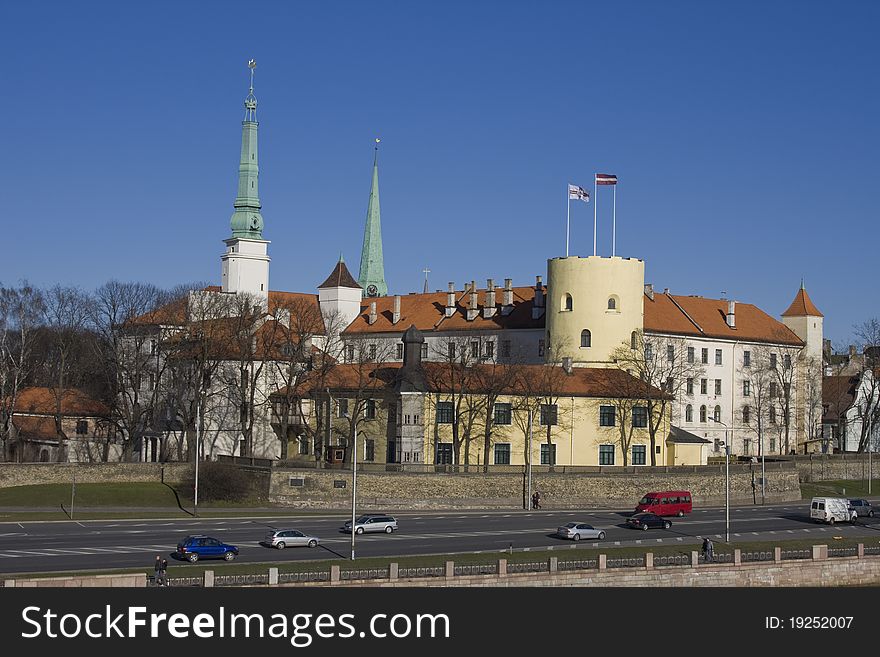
[505,562,546,574]
[781,549,812,560]
[740,551,775,563]
[606,556,645,569]
[215,573,270,586]
[398,566,445,578]
[454,564,498,576]
[557,558,598,571]
[278,571,331,584]
[341,568,390,581]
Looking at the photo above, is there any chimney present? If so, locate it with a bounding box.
[663,288,670,295]
[726,300,736,329]
[644,283,654,301]
[368,301,377,325]
[392,295,401,324]
[483,279,497,319]
[502,278,514,315]
[445,282,456,318]
[532,275,545,320]
[562,357,573,375]
[467,282,480,321]
[849,345,857,358]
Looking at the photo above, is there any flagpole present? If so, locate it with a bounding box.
[566,186,571,258]
[593,176,597,256]
[612,183,617,257]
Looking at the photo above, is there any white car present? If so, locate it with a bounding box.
[263,529,320,549]
[556,522,606,541]
[341,514,398,534]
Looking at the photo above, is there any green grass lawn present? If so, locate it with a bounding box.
[0,482,183,508]
[800,479,880,500]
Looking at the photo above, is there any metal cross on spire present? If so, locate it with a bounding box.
[244,59,258,121]
[422,267,431,294]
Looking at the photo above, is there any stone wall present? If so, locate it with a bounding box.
[0,463,191,489]
[5,573,147,588]
[786,454,880,482]
[269,462,801,509]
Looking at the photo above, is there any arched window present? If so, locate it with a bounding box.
[631,331,638,350]
[743,405,751,424]
[685,404,693,423]
[699,405,707,423]
[607,297,617,310]
[713,405,722,422]
[562,294,573,311]
[580,329,591,348]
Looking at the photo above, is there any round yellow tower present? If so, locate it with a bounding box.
[545,256,645,365]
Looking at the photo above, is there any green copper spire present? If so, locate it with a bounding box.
[358,139,387,297]
[230,60,264,240]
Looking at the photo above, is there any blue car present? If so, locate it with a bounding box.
[176,535,239,563]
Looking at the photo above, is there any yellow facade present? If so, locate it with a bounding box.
[666,442,706,466]
[422,392,669,467]
[545,256,645,366]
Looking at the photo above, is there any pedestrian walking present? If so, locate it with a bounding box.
[702,537,714,562]
[158,559,168,587]
[532,491,541,510]
[154,555,162,585]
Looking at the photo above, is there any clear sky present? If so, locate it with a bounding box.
[1,1,877,346]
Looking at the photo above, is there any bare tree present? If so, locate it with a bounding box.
[740,345,775,456]
[852,319,880,453]
[473,357,520,471]
[610,330,704,466]
[604,370,645,467]
[0,282,45,462]
[803,355,824,450]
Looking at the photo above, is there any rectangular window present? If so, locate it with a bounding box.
[347,345,355,362]
[540,443,557,465]
[770,353,777,368]
[700,378,707,395]
[75,420,89,435]
[687,346,695,363]
[743,350,751,367]
[715,349,722,365]
[298,437,309,455]
[421,343,428,359]
[715,379,722,396]
[645,343,653,360]
[336,398,349,418]
[770,382,777,398]
[742,406,751,424]
[632,445,646,465]
[598,444,615,465]
[540,404,558,426]
[686,378,694,395]
[436,443,453,464]
[501,340,511,358]
[365,439,375,462]
[632,406,648,428]
[494,443,511,465]
[364,399,376,420]
[770,436,776,452]
[396,343,403,360]
[538,339,545,357]
[770,406,777,424]
[471,341,479,358]
[494,403,512,425]
[437,401,454,424]
[369,344,377,360]
[667,344,675,362]
[701,348,708,364]
[448,342,456,359]
[599,405,616,427]
[485,341,494,358]
[743,439,751,456]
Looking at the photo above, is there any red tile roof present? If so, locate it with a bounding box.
[343,286,544,334]
[12,388,109,417]
[781,287,823,317]
[644,293,803,346]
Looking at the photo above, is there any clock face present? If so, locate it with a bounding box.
[250,215,261,230]
[366,284,378,297]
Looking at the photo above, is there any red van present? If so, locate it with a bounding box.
[634,491,692,517]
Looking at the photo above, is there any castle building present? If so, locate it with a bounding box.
[129,66,824,465]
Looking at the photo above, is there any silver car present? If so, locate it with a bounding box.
[342,514,398,535]
[263,529,320,549]
[556,522,606,541]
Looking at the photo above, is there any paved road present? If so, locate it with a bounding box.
[1,502,878,576]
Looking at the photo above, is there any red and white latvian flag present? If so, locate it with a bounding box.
[568,183,590,202]
[595,173,618,185]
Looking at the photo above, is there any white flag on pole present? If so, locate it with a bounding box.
[568,183,590,202]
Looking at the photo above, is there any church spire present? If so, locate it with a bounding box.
[230,59,264,239]
[358,139,388,298]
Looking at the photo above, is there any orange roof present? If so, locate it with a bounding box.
[644,293,803,346]
[13,388,109,417]
[344,286,544,334]
[781,287,823,317]
[12,416,58,440]
[278,362,660,399]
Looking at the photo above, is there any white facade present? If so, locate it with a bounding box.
[221,237,270,307]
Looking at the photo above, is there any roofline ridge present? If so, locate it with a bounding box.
[666,294,704,334]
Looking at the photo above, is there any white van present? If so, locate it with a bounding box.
[810,497,856,524]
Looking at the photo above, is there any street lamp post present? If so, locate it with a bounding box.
[526,409,533,510]
[710,417,730,543]
[351,426,357,561]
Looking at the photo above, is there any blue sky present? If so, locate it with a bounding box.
[1,1,877,346]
